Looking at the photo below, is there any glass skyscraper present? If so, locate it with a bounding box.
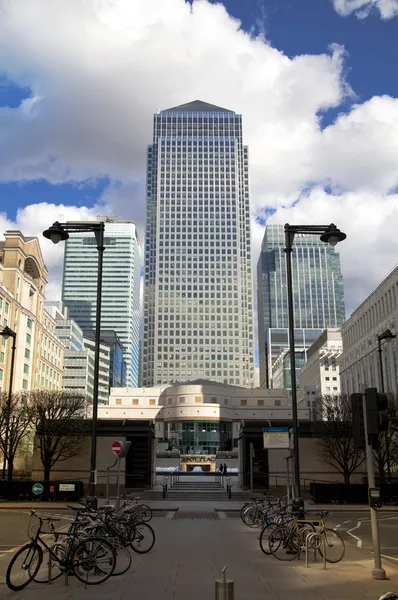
[62,219,141,387]
[143,100,255,387]
[257,224,345,388]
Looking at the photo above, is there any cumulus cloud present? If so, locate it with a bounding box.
[0,0,397,319]
[333,0,398,19]
[0,202,110,299]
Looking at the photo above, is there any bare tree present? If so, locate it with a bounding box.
[30,390,87,481]
[315,394,365,484]
[373,394,398,480]
[0,392,33,481]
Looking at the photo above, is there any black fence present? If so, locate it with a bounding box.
[310,482,398,504]
[0,480,84,503]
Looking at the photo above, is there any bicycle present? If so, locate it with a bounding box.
[6,510,116,591]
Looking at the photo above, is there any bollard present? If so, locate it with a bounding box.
[215,566,234,600]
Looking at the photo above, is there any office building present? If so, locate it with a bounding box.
[83,329,126,390]
[61,218,141,387]
[298,328,343,418]
[143,100,255,387]
[46,301,111,405]
[340,265,398,396]
[0,231,64,395]
[257,224,345,388]
[272,349,306,401]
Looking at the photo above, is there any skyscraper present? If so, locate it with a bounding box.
[143,100,254,387]
[257,224,345,388]
[62,219,141,387]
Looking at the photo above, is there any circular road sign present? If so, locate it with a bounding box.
[32,483,44,496]
[112,441,121,456]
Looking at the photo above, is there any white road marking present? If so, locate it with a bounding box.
[342,520,351,524]
[0,554,6,558]
[218,511,227,520]
[381,553,398,561]
[347,521,362,548]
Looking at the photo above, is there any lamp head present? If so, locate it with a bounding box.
[1,326,16,340]
[43,221,69,244]
[379,328,396,342]
[320,224,346,247]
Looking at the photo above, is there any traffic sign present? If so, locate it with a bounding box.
[263,427,290,449]
[32,483,44,495]
[112,441,121,456]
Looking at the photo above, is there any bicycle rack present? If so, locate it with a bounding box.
[305,532,327,569]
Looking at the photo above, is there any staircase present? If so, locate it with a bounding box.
[140,479,252,502]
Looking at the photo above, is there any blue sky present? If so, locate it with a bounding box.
[1,0,398,316]
[1,0,397,220]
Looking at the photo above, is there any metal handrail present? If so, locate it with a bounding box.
[226,477,233,499]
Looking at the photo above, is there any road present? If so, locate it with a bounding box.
[315,510,398,564]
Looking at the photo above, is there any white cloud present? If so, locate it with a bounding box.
[0,0,397,326]
[0,203,109,299]
[333,0,398,19]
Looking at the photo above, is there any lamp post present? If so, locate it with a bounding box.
[377,328,396,480]
[284,223,346,498]
[43,221,105,498]
[1,327,17,481]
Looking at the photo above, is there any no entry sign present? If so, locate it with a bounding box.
[112,441,121,456]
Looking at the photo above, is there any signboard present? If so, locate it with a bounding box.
[49,485,55,493]
[32,483,43,496]
[59,484,75,492]
[263,427,290,449]
[112,441,121,456]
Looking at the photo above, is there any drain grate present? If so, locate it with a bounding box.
[173,512,219,520]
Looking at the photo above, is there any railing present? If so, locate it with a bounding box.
[161,468,180,498]
[226,477,233,499]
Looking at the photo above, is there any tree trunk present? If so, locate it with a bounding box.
[343,471,350,484]
[44,462,52,482]
[7,456,14,481]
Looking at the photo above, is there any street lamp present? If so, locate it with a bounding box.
[43,221,105,498]
[284,223,346,498]
[377,328,396,480]
[1,326,17,481]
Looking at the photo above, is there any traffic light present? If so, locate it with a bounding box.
[351,393,365,450]
[365,387,389,435]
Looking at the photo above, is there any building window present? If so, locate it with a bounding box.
[168,398,172,404]
[211,396,217,402]
[179,397,185,403]
[26,333,31,344]
[132,399,139,405]
[258,400,264,406]
[149,399,156,406]
[115,399,122,405]
[23,364,29,374]
[275,399,281,406]
[195,396,202,403]
[22,379,28,390]
[0,352,4,364]
[0,369,3,381]
[25,348,30,359]
[224,398,229,405]
[27,318,32,329]
[241,399,247,406]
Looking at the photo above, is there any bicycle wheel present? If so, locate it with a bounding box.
[113,545,132,576]
[31,543,66,583]
[243,506,262,528]
[259,522,279,555]
[130,522,155,554]
[72,537,116,585]
[318,528,345,563]
[240,503,251,523]
[6,543,43,591]
[137,504,152,522]
[269,527,300,561]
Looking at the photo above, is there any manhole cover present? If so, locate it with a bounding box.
[173,512,219,520]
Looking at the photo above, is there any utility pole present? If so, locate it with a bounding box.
[362,394,386,580]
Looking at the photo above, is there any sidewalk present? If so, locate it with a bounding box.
[0,499,397,512]
[0,508,397,600]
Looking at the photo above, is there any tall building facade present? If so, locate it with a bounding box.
[45,301,110,405]
[340,265,398,396]
[258,224,345,388]
[61,219,141,387]
[143,100,255,387]
[0,231,64,395]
